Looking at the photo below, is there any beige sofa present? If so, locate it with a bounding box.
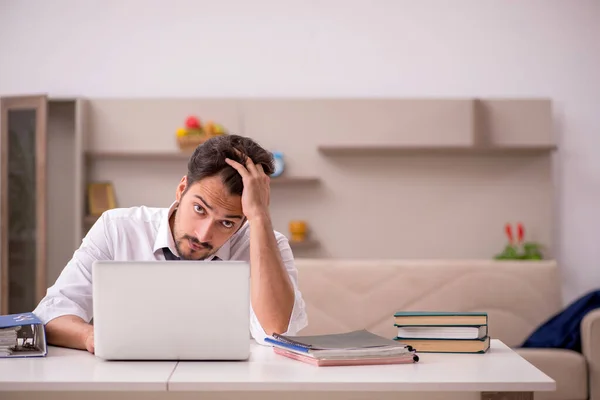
[295,259,600,400]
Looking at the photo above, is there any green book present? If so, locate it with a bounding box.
[394,311,488,326]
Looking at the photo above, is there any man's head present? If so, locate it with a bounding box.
[171,134,274,260]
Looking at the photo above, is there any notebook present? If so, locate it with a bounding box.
[273,347,418,367]
[0,312,47,358]
[265,329,419,366]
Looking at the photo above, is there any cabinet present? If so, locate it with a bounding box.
[0,96,84,314]
[317,99,555,155]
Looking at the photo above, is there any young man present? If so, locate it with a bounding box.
[32,135,308,354]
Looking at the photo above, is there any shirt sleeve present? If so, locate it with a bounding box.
[32,212,114,324]
[249,231,308,345]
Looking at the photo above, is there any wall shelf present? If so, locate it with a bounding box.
[75,98,557,263]
[86,151,191,160]
[317,144,557,156]
[86,151,320,184]
[288,239,320,250]
[271,177,320,185]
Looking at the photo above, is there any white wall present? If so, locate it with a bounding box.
[1,0,599,305]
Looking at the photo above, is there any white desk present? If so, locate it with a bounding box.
[170,339,555,399]
[0,346,176,391]
[0,339,555,400]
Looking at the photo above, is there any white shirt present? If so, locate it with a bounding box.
[33,202,308,345]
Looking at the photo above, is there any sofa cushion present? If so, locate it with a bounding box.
[296,259,562,347]
[516,348,587,400]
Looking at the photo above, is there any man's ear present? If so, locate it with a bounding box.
[176,176,188,202]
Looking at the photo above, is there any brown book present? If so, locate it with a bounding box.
[395,336,490,353]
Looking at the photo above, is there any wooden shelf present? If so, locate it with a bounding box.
[86,151,320,183]
[288,239,320,250]
[86,151,191,160]
[49,97,78,103]
[317,144,557,156]
[271,177,320,185]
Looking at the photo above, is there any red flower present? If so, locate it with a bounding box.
[517,223,524,243]
[505,223,513,244]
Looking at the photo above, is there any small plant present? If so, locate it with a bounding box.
[494,223,544,260]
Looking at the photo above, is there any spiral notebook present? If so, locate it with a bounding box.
[265,329,419,366]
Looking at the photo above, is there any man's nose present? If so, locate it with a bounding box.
[194,222,213,243]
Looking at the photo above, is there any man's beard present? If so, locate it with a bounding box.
[174,234,214,260]
[171,208,214,260]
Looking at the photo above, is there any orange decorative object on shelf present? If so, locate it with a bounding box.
[289,220,308,242]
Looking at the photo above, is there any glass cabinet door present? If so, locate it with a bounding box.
[1,95,47,314]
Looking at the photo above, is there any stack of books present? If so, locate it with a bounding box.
[0,312,47,358]
[392,311,490,353]
[265,329,419,366]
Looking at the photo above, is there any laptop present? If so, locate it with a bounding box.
[91,260,251,361]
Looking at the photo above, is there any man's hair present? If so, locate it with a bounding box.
[186,134,275,196]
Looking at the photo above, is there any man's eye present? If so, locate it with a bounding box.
[222,221,234,229]
[194,204,205,214]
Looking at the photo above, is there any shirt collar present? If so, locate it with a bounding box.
[212,237,231,261]
[153,201,179,257]
[153,201,232,261]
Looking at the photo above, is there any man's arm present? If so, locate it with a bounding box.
[33,213,113,353]
[225,155,297,336]
[248,214,295,335]
[45,315,94,353]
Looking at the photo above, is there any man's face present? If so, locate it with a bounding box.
[171,175,245,260]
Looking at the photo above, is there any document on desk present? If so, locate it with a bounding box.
[273,329,411,350]
[265,329,419,366]
[0,312,47,358]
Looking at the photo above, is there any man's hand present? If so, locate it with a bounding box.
[45,315,95,353]
[225,155,271,221]
[84,329,95,354]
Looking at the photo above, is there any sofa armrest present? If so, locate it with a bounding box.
[582,308,600,400]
